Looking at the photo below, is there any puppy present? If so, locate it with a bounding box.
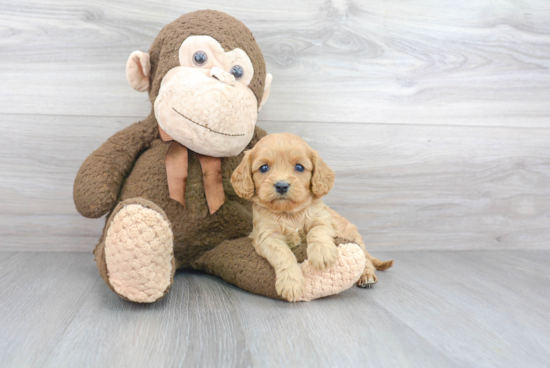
[231,133,393,301]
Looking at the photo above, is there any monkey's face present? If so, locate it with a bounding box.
[126,18,272,157]
[154,36,261,157]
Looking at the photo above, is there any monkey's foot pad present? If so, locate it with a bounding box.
[298,243,365,302]
[104,204,174,303]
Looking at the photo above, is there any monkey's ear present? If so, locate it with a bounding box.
[126,51,151,92]
[231,150,255,199]
[258,73,273,112]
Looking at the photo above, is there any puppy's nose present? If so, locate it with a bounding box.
[275,181,290,194]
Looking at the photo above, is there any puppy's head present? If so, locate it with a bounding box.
[231,133,334,212]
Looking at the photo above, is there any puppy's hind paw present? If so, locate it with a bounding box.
[275,265,305,302]
[307,242,339,271]
[357,272,378,288]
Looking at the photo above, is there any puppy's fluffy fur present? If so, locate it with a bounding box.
[231,133,393,301]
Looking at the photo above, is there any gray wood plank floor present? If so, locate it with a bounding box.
[1,250,548,368]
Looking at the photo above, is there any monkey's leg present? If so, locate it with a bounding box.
[94,198,176,303]
[192,237,365,302]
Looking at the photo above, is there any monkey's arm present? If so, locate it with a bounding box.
[73,117,158,218]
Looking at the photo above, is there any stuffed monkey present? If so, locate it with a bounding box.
[73,10,365,303]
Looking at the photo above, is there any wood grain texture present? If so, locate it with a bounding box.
[0,250,549,367]
[1,0,550,251]
[269,122,550,251]
[0,0,550,126]
[1,114,549,251]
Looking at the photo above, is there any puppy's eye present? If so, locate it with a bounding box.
[193,51,208,66]
[230,65,244,79]
[295,164,305,172]
[259,164,269,173]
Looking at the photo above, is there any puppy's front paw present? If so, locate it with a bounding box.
[275,265,305,302]
[307,242,339,271]
[357,271,378,288]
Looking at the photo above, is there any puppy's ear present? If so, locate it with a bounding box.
[231,150,255,199]
[311,149,335,197]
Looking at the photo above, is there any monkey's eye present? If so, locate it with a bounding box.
[259,164,269,173]
[230,65,244,79]
[295,164,305,172]
[193,51,208,66]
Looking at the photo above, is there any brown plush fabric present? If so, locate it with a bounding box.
[193,237,283,300]
[74,115,158,219]
[113,126,266,268]
[148,10,267,108]
[193,237,353,300]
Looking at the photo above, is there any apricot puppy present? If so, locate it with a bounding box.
[231,133,393,301]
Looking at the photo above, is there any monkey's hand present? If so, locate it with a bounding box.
[73,117,157,218]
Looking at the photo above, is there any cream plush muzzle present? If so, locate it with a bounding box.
[154,66,258,157]
[129,35,271,158]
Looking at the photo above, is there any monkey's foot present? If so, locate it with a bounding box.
[298,243,365,302]
[103,200,175,303]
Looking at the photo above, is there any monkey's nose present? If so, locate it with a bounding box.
[210,67,235,86]
[275,181,290,194]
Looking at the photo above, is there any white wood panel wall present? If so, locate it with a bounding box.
[1,0,549,251]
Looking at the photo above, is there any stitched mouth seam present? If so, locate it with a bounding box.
[172,108,245,137]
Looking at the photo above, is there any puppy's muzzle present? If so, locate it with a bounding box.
[275,181,290,195]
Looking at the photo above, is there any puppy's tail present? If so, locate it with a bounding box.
[366,252,394,271]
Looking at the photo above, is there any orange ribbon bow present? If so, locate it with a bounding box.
[159,125,225,215]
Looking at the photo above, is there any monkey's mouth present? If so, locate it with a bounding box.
[172,108,244,137]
